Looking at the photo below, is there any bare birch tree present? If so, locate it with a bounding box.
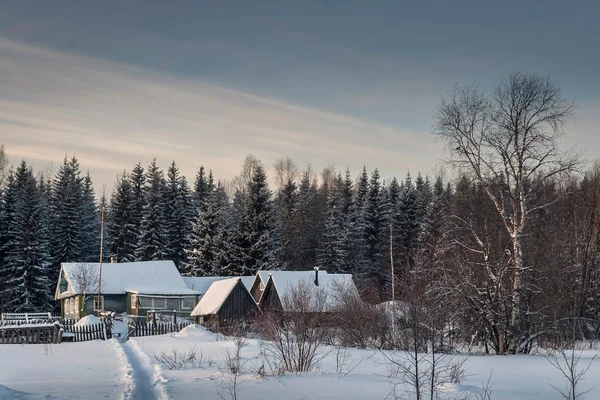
[0,144,8,188]
[70,263,105,315]
[274,156,298,191]
[434,72,581,352]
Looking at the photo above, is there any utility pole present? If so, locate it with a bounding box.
[97,205,105,317]
[390,222,396,348]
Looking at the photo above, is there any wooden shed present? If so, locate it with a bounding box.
[190,278,259,331]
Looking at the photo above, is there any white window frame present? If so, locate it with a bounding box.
[259,282,265,291]
[131,294,138,310]
[138,296,168,310]
[181,297,195,310]
[93,295,105,311]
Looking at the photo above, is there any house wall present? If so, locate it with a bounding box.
[259,281,282,313]
[83,294,127,316]
[61,297,80,320]
[250,279,264,303]
[216,282,259,327]
[133,296,191,317]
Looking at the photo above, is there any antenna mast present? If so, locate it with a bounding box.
[390,222,396,347]
[97,204,105,317]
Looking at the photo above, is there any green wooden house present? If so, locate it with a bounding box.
[55,260,200,319]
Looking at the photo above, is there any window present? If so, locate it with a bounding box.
[259,282,265,291]
[181,297,195,310]
[93,296,104,311]
[131,294,138,310]
[138,296,167,310]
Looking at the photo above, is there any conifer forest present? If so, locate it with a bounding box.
[1,73,599,354]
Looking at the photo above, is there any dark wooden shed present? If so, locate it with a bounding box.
[191,278,259,331]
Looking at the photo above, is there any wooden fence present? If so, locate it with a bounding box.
[0,323,62,344]
[129,321,191,337]
[68,323,108,342]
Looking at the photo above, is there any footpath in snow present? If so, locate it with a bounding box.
[117,339,169,400]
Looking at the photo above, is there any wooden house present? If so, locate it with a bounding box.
[257,269,359,313]
[190,278,259,330]
[55,261,200,319]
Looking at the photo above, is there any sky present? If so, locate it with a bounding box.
[1,0,599,192]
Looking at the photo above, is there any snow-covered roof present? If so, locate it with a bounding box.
[190,278,242,316]
[261,270,359,312]
[56,261,199,300]
[183,276,254,294]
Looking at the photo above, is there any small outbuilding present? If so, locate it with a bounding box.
[190,277,259,330]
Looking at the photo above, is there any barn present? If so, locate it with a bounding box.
[190,277,259,331]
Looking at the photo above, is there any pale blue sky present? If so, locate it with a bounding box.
[1,0,598,188]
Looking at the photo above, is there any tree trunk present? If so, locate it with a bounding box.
[510,233,524,352]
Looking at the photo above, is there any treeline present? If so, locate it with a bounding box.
[0,145,437,311]
[0,146,599,354]
[1,72,599,355]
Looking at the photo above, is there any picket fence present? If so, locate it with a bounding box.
[0,317,192,344]
[0,323,62,344]
[129,321,191,337]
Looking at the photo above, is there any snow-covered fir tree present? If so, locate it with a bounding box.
[185,183,238,276]
[79,173,100,262]
[237,163,278,274]
[193,166,214,211]
[107,172,137,262]
[318,173,352,273]
[130,162,146,246]
[275,175,298,268]
[50,157,84,271]
[360,169,390,296]
[136,159,166,261]
[163,162,191,269]
[393,173,421,272]
[289,169,321,270]
[0,162,53,312]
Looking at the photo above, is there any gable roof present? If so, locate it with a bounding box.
[190,278,244,316]
[183,276,254,294]
[56,261,198,300]
[260,271,359,312]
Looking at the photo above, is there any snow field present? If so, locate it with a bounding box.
[1,325,599,400]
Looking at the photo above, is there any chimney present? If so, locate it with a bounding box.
[110,257,117,264]
[314,267,319,286]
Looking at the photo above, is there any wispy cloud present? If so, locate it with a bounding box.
[0,37,444,189]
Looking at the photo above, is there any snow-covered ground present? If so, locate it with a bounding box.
[1,325,599,400]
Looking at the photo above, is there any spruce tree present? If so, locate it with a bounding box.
[107,172,137,262]
[50,157,84,273]
[237,163,278,274]
[136,159,166,261]
[394,173,420,271]
[130,162,146,247]
[163,162,188,267]
[1,162,53,311]
[276,176,298,268]
[361,169,389,296]
[318,173,352,273]
[193,166,210,211]
[80,173,99,262]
